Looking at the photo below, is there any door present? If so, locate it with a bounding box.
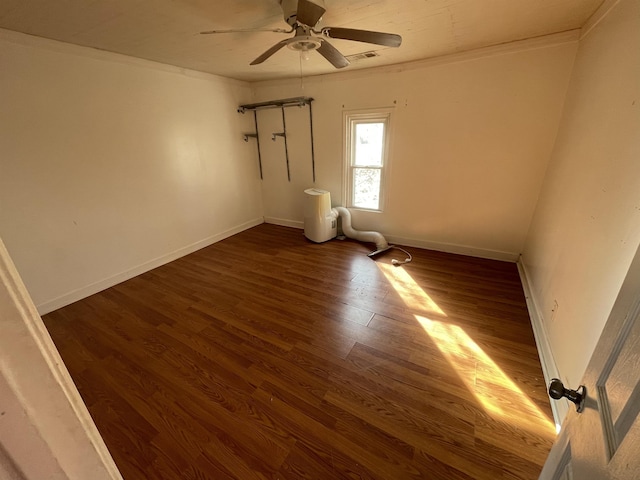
[539,242,640,480]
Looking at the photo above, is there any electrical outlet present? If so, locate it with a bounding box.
[551,300,559,322]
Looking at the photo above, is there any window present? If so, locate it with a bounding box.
[344,110,392,211]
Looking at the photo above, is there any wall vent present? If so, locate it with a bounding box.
[345,51,380,62]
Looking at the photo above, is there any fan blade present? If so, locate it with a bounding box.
[317,40,349,69]
[250,39,289,65]
[200,28,291,34]
[297,0,326,27]
[323,27,402,47]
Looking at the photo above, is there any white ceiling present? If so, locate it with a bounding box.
[0,0,604,82]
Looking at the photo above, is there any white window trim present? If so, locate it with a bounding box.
[343,108,394,212]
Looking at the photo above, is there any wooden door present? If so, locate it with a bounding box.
[539,242,640,479]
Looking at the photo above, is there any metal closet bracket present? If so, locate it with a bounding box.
[240,111,263,179]
[308,100,316,183]
[243,133,258,142]
[273,106,290,181]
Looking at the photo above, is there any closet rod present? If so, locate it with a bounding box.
[238,96,313,113]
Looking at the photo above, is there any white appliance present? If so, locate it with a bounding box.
[303,188,337,242]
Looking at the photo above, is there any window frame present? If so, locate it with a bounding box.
[343,108,393,212]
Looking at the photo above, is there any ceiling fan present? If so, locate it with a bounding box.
[200,0,402,69]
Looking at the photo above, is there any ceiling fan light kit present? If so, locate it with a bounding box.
[201,0,402,69]
[286,35,321,52]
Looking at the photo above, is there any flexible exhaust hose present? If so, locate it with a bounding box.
[332,207,389,251]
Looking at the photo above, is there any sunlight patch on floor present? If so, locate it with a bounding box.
[416,315,556,436]
[378,264,555,436]
[377,263,446,316]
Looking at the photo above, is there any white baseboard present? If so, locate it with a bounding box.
[36,217,264,315]
[263,217,518,262]
[384,234,519,262]
[264,217,304,229]
[517,257,567,429]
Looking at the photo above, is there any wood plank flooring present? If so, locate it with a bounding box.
[43,224,555,479]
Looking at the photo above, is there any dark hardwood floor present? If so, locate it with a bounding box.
[43,224,555,479]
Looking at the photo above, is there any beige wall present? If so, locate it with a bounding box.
[521,0,640,388]
[251,35,578,260]
[0,31,264,313]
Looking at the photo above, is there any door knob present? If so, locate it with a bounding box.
[548,378,586,412]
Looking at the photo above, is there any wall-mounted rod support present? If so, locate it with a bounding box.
[252,111,262,179]
[280,106,290,181]
[308,100,316,183]
[243,133,258,142]
[271,132,286,141]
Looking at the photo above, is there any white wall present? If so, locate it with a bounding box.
[0,31,264,314]
[251,34,578,260]
[521,0,640,389]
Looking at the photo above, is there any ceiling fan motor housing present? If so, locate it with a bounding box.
[280,0,325,26]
